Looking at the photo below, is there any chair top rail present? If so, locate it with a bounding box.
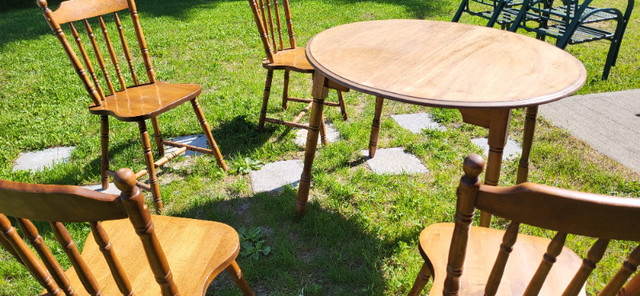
[476,182,640,240]
[0,180,126,222]
[49,0,129,25]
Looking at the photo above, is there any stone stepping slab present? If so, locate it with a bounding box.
[250,159,303,194]
[391,112,445,133]
[13,146,75,172]
[294,122,340,147]
[82,183,122,195]
[361,147,429,175]
[165,134,209,157]
[471,138,522,161]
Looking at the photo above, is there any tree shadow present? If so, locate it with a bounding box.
[0,0,451,48]
[172,186,389,295]
[321,0,452,19]
[212,115,275,157]
[0,0,240,48]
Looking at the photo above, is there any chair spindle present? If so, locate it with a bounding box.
[563,238,610,296]
[50,221,103,295]
[114,12,139,86]
[272,0,284,50]
[17,218,76,296]
[98,16,127,91]
[600,245,640,296]
[0,214,63,296]
[90,221,134,295]
[69,22,106,100]
[524,232,568,296]
[127,1,156,83]
[264,0,278,52]
[282,0,296,47]
[84,19,116,95]
[485,221,520,296]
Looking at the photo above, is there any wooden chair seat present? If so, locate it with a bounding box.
[88,82,201,122]
[420,223,584,295]
[44,215,239,296]
[262,47,314,73]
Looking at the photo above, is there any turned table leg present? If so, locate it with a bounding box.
[479,108,511,227]
[296,73,330,218]
[516,106,538,184]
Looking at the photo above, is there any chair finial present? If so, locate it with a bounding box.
[114,168,137,194]
[463,154,485,179]
[36,0,48,8]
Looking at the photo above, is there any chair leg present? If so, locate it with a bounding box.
[282,70,290,110]
[337,90,348,120]
[368,96,384,158]
[407,262,432,296]
[151,116,165,157]
[138,121,162,214]
[100,115,110,190]
[259,70,274,130]
[226,260,254,296]
[190,98,228,171]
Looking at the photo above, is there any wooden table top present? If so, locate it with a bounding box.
[306,19,587,108]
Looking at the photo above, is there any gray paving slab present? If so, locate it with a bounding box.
[82,183,122,195]
[249,159,303,194]
[165,134,208,156]
[390,113,446,133]
[295,122,340,146]
[361,147,429,175]
[13,146,75,172]
[471,138,522,161]
[539,89,640,173]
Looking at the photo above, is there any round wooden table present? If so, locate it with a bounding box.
[296,19,586,224]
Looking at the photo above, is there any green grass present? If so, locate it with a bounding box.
[0,0,639,295]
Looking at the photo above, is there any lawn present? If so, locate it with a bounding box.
[0,0,639,295]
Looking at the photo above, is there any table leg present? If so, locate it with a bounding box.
[296,73,330,219]
[368,96,384,158]
[516,106,538,184]
[479,108,511,227]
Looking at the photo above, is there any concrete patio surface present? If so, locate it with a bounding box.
[540,89,640,173]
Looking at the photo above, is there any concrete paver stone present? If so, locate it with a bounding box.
[82,183,122,195]
[471,138,522,161]
[361,147,429,174]
[13,146,76,172]
[391,113,446,133]
[295,122,340,146]
[165,134,208,157]
[250,159,304,194]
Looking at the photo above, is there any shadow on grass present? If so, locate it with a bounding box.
[0,0,449,48]
[213,115,275,157]
[172,186,388,295]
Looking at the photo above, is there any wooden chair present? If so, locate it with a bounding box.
[247,0,353,145]
[0,168,254,296]
[408,154,640,296]
[37,0,228,214]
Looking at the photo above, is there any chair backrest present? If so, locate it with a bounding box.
[37,0,156,107]
[446,154,640,296]
[247,0,296,63]
[0,168,179,295]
